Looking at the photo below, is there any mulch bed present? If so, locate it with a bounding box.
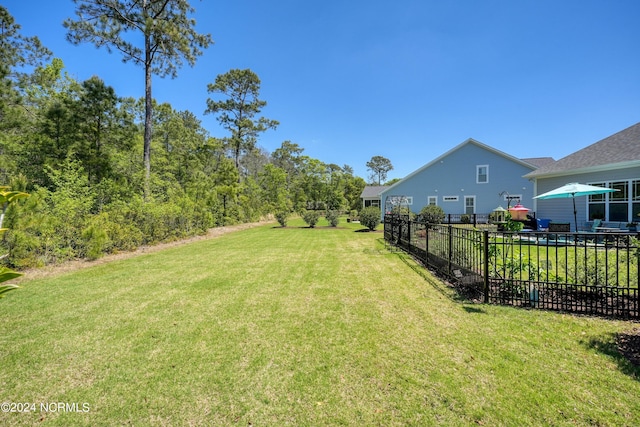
[616,327,640,367]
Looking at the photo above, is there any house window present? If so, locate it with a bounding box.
[427,196,437,206]
[443,196,459,202]
[609,181,628,222]
[464,196,475,215]
[588,182,606,220]
[587,180,640,222]
[476,165,489,183]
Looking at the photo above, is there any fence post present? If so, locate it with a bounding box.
[425,222,429,264]
[448,224,453,276]
[483,229,489,303]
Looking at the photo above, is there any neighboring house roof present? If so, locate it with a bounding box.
[525,122,640,179]
[382,138,538,194]
[360,185,389,198]
[521,157,556,168]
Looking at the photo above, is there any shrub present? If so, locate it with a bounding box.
[390,205,414,219]
[101,200,144,251]
[0,186,29,298]
[503,215,524,232]
[360,206,381,231]
[419,205,445,225]
[325,210,339,227]
[275,211,289,227]
[302,210,320,228]
[82,222,110,261]
[461,214,471,224]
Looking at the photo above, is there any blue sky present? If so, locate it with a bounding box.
[5,0,640,181]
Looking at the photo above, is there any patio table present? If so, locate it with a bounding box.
[595,227,620,233]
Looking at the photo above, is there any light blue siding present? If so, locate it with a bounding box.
[380,140,536,217]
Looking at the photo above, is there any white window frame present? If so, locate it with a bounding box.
[443,196,459,202]
[476,165,489,184]
[464,196,476,214]
[587,179,640,222]
[427,196,437,206]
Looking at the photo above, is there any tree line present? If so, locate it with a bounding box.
[0,4,368,269]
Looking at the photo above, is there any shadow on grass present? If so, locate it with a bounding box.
[271,225,346,229]
[463,305,487,314]
[583,331,640,381]
[389,249,465,303]
[383,240,489,307]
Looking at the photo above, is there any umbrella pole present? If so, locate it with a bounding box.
[572,196,577,232]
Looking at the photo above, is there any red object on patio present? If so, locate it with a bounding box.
[508,203,530,221]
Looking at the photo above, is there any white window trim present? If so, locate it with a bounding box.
[427,196,437,206]
[476,165,489,184]
[587,179,640,222]
[464,195,476,214]
[443,196,459,202]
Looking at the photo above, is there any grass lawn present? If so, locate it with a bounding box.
[1,218,639,426]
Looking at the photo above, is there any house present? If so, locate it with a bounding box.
[360,185,388,209]
[525,122,640,227]
[379,138,545,219]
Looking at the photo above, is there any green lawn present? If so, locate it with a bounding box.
[1,218,639,426]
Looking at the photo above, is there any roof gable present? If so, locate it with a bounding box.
[525,122,640,178]
[382,138,537,194]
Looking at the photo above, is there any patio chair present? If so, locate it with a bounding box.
[536,218,550,231]
[588,219,602,232]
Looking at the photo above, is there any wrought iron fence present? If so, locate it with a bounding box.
[384,214,640,319]
[442,213,490,226]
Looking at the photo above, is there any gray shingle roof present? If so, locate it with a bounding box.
[360,186,388,198]
[525,122,640,178]
[520,157,556,168]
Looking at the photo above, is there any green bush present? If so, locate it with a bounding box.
[390,205,414,219]
[359,207,381,231]
[503,215,524,232]
[82,222,109,261]
[325,210,339,227]
[302,210,320,228]
[101,201,144,251]
[0,186,29,297]
[275,211,289,227]
[419,205,445,225]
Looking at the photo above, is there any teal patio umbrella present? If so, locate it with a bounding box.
[534,183,618,232]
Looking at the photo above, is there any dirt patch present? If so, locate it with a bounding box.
[14,221,269,283]
[617,327,640,367]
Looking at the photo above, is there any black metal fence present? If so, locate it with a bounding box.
[442,213,489,226]
[384,214,640,319]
